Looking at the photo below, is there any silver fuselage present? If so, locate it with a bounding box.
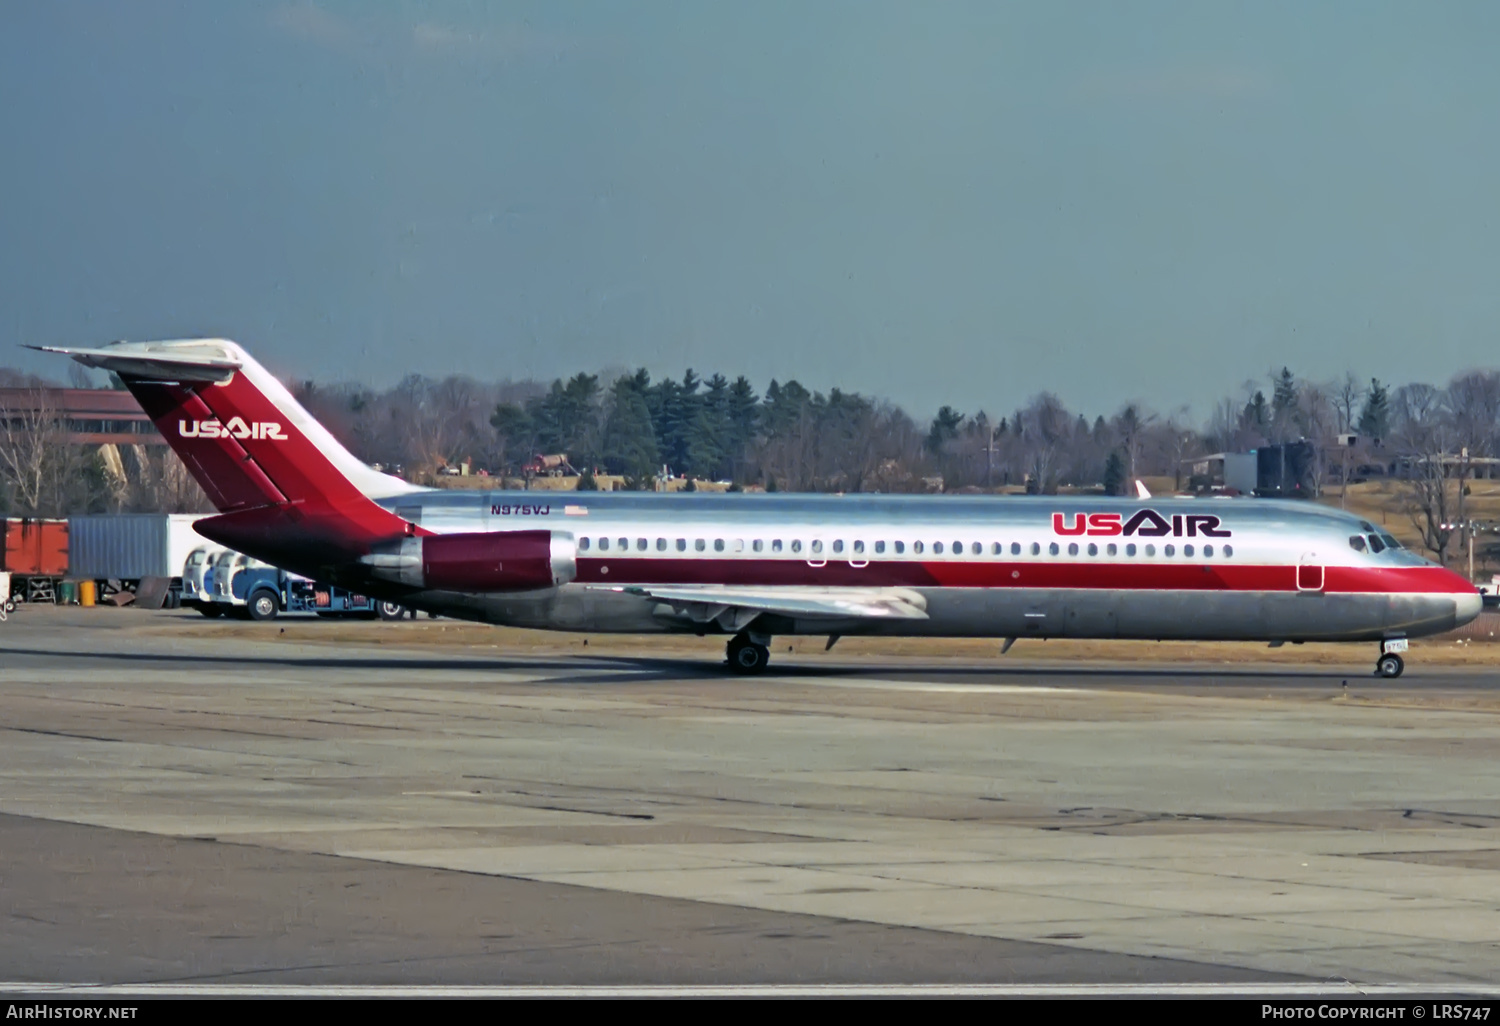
[371,491,1481,643]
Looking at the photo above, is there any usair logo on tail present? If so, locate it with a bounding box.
[178,417,289,440]
[1052,510,1231,538]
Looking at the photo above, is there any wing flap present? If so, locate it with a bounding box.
[591,584,929,622]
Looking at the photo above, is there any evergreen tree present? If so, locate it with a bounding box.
[1102,451,1126,496]
[490,403,534,468]
[601,371,659,485]
[1357,378,1390,440]
[927,406,964,452]
[527,373,600,466]
[1242,390,1269,429]
[1272,367,1298,419]
[726,375,760,477]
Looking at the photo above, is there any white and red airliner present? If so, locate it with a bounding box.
[37,339,1481,677]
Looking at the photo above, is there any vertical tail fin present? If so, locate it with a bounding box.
[33,339,426,569]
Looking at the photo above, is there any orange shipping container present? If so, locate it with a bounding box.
[3,519,69,576]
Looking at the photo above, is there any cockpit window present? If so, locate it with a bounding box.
[1379,533,1401,550]
[1367,534,1385,554]
[1349,535,1367,553]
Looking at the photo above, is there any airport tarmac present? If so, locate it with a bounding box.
[2,606,1499,987]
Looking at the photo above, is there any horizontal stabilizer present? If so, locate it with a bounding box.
[26,341,242,384]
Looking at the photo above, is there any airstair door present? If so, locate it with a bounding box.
[1296,552,1324,592]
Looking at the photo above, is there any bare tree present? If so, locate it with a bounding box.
[1390,383,1459,564]
[0,389,103,517]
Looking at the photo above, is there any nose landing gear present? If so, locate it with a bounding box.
[1375,638,1407,679]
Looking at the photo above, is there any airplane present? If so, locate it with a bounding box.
[35,338,1482,679]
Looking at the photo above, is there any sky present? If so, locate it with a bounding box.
[2,1,1498,422]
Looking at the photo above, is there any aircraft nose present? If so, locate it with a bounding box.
[1454,589,1483,627]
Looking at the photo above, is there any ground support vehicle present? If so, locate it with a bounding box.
[209,556,404,620]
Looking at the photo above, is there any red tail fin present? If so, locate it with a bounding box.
[35,340,427,571]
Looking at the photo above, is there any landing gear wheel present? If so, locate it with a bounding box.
[377,600,408,621]
[727,636,771,675]
[1376,653,1404,679]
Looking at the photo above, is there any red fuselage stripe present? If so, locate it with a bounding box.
[573,558,1471,594]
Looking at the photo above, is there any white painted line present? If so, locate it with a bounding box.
[785,679,1086,695]
[5,983,1500,997]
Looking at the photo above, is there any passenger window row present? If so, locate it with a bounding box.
[576,536,1235,559]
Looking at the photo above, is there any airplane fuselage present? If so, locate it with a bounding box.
[366,490,1477,644]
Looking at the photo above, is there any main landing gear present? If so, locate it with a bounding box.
[726,632,771,675]
[1375,638,1408,679]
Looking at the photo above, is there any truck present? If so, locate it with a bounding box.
[205,553,408,621]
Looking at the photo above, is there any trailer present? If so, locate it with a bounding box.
[68,514,210,606]
[1,519,69,603]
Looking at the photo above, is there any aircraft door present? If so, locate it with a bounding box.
[1296,552,1324,592]
[806,538,827,568]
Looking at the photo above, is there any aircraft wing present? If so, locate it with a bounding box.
[590,584,928,631]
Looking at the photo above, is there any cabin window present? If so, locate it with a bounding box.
[1067,542,1079,556]
[791,540,802,553]
[1203,545,1213,557]
[1144,544,1156,557]
[1087,543,1098,556]
[1223,545,1233,557]
[1011,542,1022,556]
[1030,542,1040,556]
[1126,543,1136,556]
[676,538,687,551]
[618,538,628,551]
[637,538,648,551]
[832,540,844,554]
[772,539,783,552]
[853,540,865,554]
[695,538,706,552]
[598,538,610,552]
[1049,542,1060,556]
[733,539,744,553]
[894,541,905,554]
[753,539,764,552]
[1183,544,1194,557]
[579,537,590,551]
[811,540,824,554]
[1349,535,1367,552]
[933,542,944,554]
[992,542,1002,555]
[657,538,667,551]
[874,540,885,554]
[714,539,725,552]
[971,542,982,555]
[952,541,962,555]
[914,541,925,554]
[1164,544,1175,557]
[1106,543,1117,556]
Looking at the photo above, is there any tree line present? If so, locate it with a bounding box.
[4,361,1500,570]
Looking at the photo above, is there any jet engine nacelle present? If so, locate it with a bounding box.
[361,530,576,592]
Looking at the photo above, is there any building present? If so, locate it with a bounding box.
[0,388,166,446]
